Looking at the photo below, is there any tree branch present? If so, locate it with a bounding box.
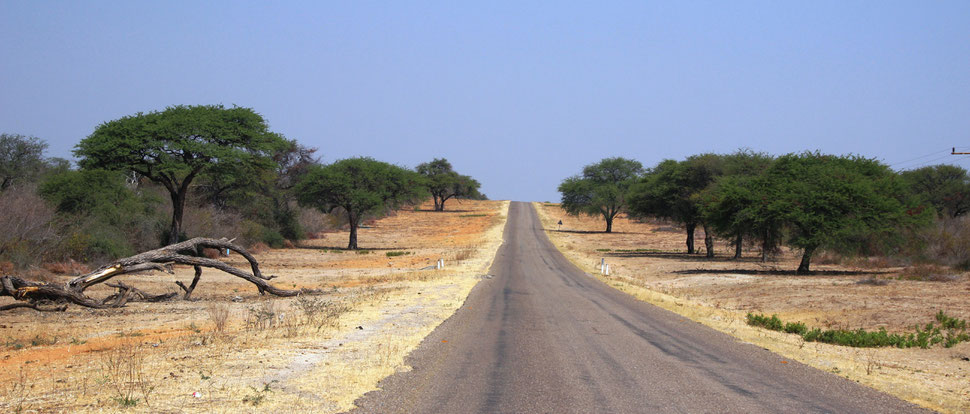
[1,237,319,312]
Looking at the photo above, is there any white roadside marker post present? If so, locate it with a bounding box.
[605,264,610,276]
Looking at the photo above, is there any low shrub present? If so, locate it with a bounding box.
[385,251,410,257]
[745,313,783,331]
[746,311,970,349]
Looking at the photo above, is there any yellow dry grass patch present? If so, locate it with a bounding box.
[535,202,970,414]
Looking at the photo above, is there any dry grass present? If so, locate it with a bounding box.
[535,202,970,414]
[0,199,510,413]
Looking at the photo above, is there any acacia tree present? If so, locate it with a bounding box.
[75,105,287,245]
[416,158,482,211]
[194,139,319,240]
[558,157,643,233]
[295,158,425,249]
[0,133,49,191]
[900,164,970,219]
[764,152,927,274]
[629,154,723,256]
[700,150,776,259]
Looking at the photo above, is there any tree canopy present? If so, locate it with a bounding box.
[295,157,425,249]
[629,154,724,255]
[416,158,483,211]
[700,150,776,259]
[900,164,970,219]
[0,133,49,191]
[74,105,288,244]
[558,157,643,233]
[761,152,928,273]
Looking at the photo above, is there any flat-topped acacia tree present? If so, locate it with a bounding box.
[416,158,482,211]
[558,157,643,233]
[761,152,928,274]
[295,157,426,249]
[74,105,288,245]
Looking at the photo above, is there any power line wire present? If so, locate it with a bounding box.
[889,148,952,168]
[901,153,970,171]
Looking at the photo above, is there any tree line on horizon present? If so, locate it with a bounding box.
[558,152,970,274]
[0,105,486,269]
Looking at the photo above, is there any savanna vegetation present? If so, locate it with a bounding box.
[559,151,968,274]
[0,105,488,310]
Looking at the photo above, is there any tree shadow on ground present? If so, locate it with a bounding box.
[546,228,641,235]
[295,245,417,252]
[412,209,478,213]
[603,251,763,263]
[673,268,891,277]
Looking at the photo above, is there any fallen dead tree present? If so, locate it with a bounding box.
[0,237,318,312]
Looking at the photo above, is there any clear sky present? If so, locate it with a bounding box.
[2,1,969,202]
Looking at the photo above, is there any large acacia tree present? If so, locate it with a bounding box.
[763,152,928,274]
[295,157,425,249]
[416,158,482,211]
[558,157,643,233]
[75,105,288,245]
[629,154,724,256]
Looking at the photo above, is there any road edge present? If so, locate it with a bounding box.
[531,202,958,414]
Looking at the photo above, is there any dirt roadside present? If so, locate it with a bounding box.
[534,202,970,414]
[0,200,509,413]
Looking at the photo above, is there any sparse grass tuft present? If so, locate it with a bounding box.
[207,303,231,333]
[242,381,276,406]
[99,341,155,409]
[385,251,411,257]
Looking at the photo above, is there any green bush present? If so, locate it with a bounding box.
[241,220,285,248]
[385,251,410,257]
[747,311,970,349]
[745,313,783,331]
[783,321,808,335]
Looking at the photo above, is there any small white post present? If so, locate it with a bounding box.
[436,258,443,270]
[600,258,605,273]
[605,264,610,276]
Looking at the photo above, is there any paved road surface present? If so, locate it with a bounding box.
[351,202,926,413]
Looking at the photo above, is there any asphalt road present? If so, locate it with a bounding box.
[350,202,926,413]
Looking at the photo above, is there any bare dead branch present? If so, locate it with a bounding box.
[1,237,319,312]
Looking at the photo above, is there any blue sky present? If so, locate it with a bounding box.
[2,1,968,201]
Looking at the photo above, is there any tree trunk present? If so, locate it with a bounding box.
[347,212,359,250]
[605,216,613,233]
[685,223,696,254]
[703,224,714,258]
[734,234,743,259]
[797,246,817,274]
[433,196,442,211]
[168,190,186,245]
[761,228,772,263]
